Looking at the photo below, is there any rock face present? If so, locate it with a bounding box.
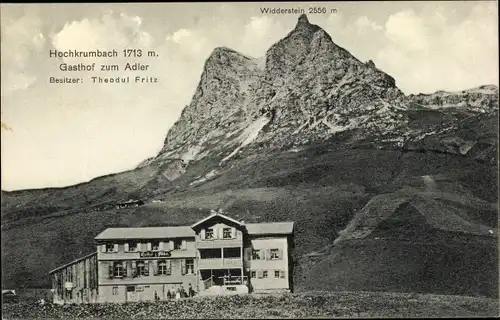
[408,85,499,113]
[143,13,497,180]
[146,47,263,173]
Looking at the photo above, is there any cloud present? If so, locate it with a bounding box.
[354,16,383,34]
[385,9,430,52]
[376,2,498,94]
[0,13,45,95]
[165,28,212,59]
[51,11,153,62]
[237,16,289,58]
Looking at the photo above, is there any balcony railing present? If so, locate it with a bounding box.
[203,276,214,290]
[219,275,248,285]
[198,258,242,269]
[195,239,242,249]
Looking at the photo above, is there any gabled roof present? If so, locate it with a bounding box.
[49,252,97,274]
[94,226,194,240]
[190,213,243,229]
[245,222,294,235]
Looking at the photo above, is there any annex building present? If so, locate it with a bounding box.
[49,212,294,303]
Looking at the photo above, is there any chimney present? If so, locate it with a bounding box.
[240,220,245,225]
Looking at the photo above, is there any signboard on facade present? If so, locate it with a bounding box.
[139,251,171,258]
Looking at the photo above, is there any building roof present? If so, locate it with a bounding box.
[49,252,97,274]
[245,222,294,235]
[190,212,243,229]
[94,226,195,240]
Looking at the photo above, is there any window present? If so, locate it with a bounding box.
[252,250,261,260]
[251,271,256,279]
[152,241,160,251]
[262,271,268,278]
[186,259,194,275]
[128,242,137,252]
[270,249,280,260]
[174,240,183,250]
[223,247,241,258]
[205,228,214,240]
[113,262,124,277]
[275,270,280,278]
[112,286,118,295]
[158,260,171,275]
[126,286,135,292]
[136,261,147,276]
[223,228,232,239]
[106,243,115,253]
[200,248,221,259]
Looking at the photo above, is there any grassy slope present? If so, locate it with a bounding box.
[2,145,497,299]
[1,165,161,223]
[2,291,499,318]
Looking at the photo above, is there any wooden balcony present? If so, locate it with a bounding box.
[198,258,242,269]
[195,239,242,249]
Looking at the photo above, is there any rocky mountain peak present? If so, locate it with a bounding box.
[297,13,309,24]
[144,13,497,178]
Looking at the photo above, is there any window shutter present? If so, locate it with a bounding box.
[147,242,152,251]
[101,245,106,253]
[181,240,187,250]
[265,249,271,260]
[123,262,128,277]
[169,241,174,250]
[113,244,119,252]
[159,241,164,251]
[153,261,159,276]
[278,249,283,260]
[181,260,186,275]
[124,243,129,252]
[167,260,172,275]
[280,270,286,279]
[144,261,150,276]
[137,243,142,252]
[257,270,263,279]
[200,229,205,240]
[132,261,137,277]
[231,228,236,239]
[108,265,114,279]
[260,249,265,260]
[126,261,132,278]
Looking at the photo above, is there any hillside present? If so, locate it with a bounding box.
[1,14,498,298]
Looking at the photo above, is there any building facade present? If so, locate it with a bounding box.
[49,253,99,304]
[49,212,294,303]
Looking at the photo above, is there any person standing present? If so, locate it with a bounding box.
[188,283,195,297]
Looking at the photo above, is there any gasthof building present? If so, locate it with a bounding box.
[49,212,294,303]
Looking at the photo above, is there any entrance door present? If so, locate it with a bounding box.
[126,286,136,302]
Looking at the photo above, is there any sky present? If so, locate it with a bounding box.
[1,1,498,191]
